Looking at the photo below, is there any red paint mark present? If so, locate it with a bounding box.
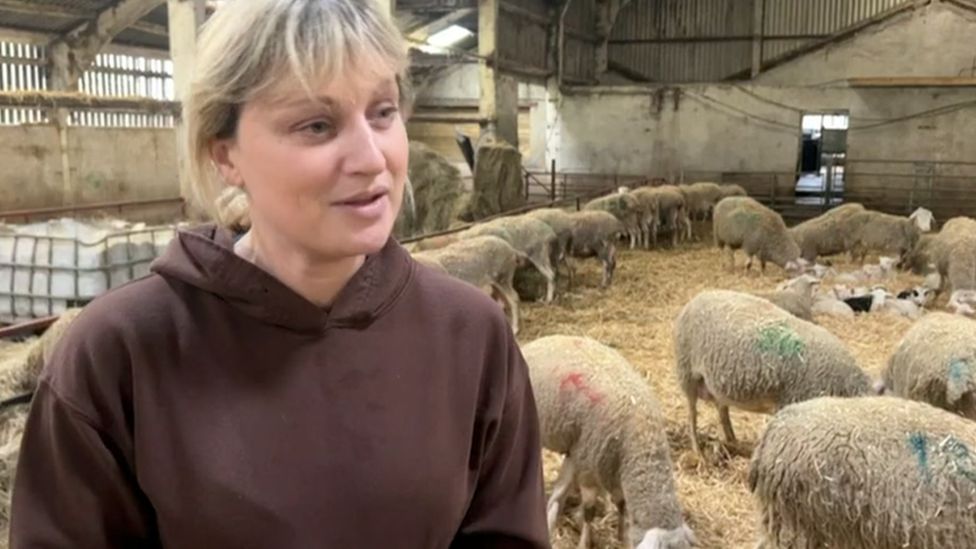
[560,372,604,404]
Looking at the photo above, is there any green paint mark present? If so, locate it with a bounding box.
[909,432,930,481]
[756,322,806,360]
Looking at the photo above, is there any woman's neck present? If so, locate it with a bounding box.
[234,228,365,308]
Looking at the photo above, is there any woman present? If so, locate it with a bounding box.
[9,1,549,547]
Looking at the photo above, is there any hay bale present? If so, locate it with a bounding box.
[393,141,465,239]
[468,140,525,221]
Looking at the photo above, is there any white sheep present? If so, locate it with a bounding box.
[462,215,558,303]
[412,236,524,333]
[749,396,976,549]
[522,335,696,549]
[882,312,976,419]
[788,202,865,263]
[674,290,871,459]
[713,197,805,274]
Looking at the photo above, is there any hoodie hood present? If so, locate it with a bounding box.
[150,224,413,333]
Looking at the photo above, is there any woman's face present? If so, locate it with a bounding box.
[212,68,408,261]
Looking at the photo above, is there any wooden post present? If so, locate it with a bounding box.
[751,0,765,78]
[478,0,519,148]
[167,0,205,206]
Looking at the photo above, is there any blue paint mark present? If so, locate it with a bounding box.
[909,432,930,481]
[949,359,969,383]
[941,436,976,482]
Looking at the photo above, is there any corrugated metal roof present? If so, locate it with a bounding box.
[609,0,913,81]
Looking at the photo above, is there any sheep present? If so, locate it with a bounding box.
[566,210,623,288]
[628,187,662,248]
[749,396,976,549]
[410,253,449,275]
[788,202,865,263]
[830,256,898,285]
[712,196,804,275]
[584,193,642,250]
[405,232,461,252]
[881,312,976,418]
[462,215,558,303]
[413,236,524,333]
[674,290,871,459]
[810,295,855,319]
[525,208,576,283]
[846,210,924,265]
[753,290,813,322]
[678,182,722,222]
[655,185,692,245]
[522,335,696,549]
[717,183,747,200]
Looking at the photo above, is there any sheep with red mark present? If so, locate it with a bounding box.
[522,335,696,549]
[674,290,871,460]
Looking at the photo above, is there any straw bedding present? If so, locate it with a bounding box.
[517,241,926,549]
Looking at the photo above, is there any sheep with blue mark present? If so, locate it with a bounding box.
[522,335,696,549]
[749,396,976,549]
[674,290,872,460]
[881,312,976,420]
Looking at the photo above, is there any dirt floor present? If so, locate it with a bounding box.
[517,237,927,549]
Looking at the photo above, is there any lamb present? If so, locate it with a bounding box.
[584,193,642,250]
[461,215,558,303]
[788,202,865,263]
[753,273,820,321]
[881,312,976,419]
[846,210,926,265]
[749,396,976,549]
[810,295,855,319]
[567,210,624,287]
[522,335,696,549]
[412,236,524,333]
[674,290,871,459]
[712,197,804,274]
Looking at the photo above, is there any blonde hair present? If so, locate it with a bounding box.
[182,0,410,221]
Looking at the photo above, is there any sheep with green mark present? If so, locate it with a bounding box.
[674,290,871,460]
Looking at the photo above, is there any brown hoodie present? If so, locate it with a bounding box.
[10,224,549,549]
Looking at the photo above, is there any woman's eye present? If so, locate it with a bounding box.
[379,106,398,119]
[300,120,333,135]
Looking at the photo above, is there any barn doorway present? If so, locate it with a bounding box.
[796,112,849,205]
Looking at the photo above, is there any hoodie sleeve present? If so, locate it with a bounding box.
[9,380,157,549]
[451,325,550,549]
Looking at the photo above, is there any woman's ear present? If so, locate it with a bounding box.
[210,138,243,188]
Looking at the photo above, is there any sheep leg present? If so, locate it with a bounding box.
[576,476,600,549]
[600,243,617,287]
[564,256,577,290]
[530,256,557,304]
[546,457,576,533]
[718,404,737,444]
[490,283,520,335]
[613,493,628,545]
[724,246,735,272]
[686,387,703,460]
